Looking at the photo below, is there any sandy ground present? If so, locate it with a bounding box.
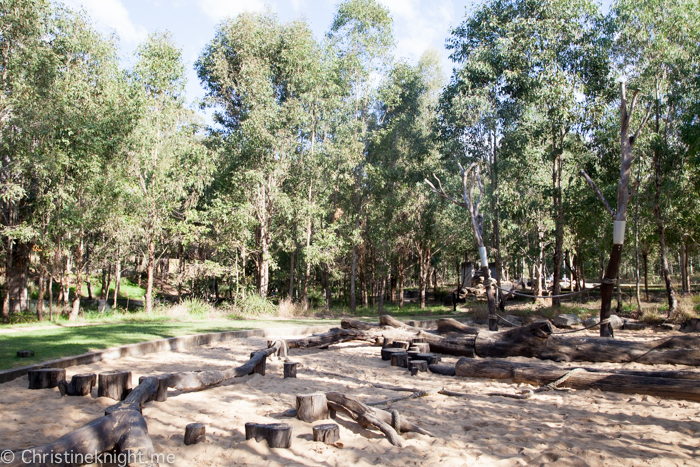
[2,328,700,467]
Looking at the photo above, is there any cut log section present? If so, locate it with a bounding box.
[455,358,700,402]
[98,371,132,401]
[245,423,293,448]
[325,392,433,447]
[17,350,34,358]
[184,423,206,445]
[28,368,65,389]
[381,347,406,361]
[284,362,297,378]
[411,338,426,344]
[249,352,267,376]
[392,341,410,349]
[58,373,96,397]
[390,352,409,367]
[313,423,340,444]
[409,360,428,376]
[410,343,430,353]
[296,393,329,422]
[412,353,440,365]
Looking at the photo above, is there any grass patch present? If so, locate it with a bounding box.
[0,316,340,371]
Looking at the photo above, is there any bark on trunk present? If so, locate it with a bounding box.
[145,240,154,314]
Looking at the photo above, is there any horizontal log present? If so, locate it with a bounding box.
[287,328,375,349]
[436,318,480,335]
[455,358,700,402]
[474,321,700,365]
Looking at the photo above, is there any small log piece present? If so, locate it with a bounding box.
[410,343,431,353]
[184,423,206,445]
[411,338,426,344]
[139,374,170,402]
[392,341,410,350]
[297,393,330,422]
[428,364,456,376]
[391,352,409,367]
[412,353,440,365]
[381,347,406,361]
[406,350,420,360]
[250,352,267,376]
[313,423,340,444]
[245,423,293,448]
[98,371,132,401]
[28,368,65,389]
[409,360,428,376]
[382,337,394,348]
[284,362,297,378]
[58,373,97,397]
[17,350,34,358]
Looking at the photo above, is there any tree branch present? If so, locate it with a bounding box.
[580,169,615,218]
[424,176,467,208]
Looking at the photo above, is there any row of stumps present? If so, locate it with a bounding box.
[381,338,440,375]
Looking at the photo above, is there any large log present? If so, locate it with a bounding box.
[286,328,376,349]
[436,318,480,335]
[455,358,700,402]
[325,392,433,447]
[475,321,700,365]
[8,377,158,467]
[167,341,281,391]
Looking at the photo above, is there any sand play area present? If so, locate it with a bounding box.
[2,327,700,467]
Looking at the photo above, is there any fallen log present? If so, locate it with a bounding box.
[326,392,433,447]
[167,341,281,391]
[455,358,700,402]
[286,328,376,349]
[475,321,700,365]
[8,377,159,467]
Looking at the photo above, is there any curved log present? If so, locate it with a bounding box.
[436,318,480,335]
[287,328,375,349]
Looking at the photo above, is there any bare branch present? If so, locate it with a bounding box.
[632,103,653,142]
[424,176,467,208]
[580,169,615,218]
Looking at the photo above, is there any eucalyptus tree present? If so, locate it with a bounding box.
[197,12,325,298]
[129,32,211,314]
[445,0,607,307]
[610,0,700,314]
[327,0,394,312]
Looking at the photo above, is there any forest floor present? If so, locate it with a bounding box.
[3,330,699,467]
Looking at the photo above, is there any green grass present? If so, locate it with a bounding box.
[0,317,341,371]
[83,277,146,299]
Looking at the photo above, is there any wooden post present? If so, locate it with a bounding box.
[184,423,206,445]
[410,343,430,353]
[98,371,132,401]
[313,424,340,444]
[296,393,329,423]
[28,368,65,389]
[283,362,297,379]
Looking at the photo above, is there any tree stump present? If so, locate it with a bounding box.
[382,337,394,348]
[296,393,329,422]
[409,360,428,376]
[58,373,97,397]
[410,343,430,353]
[17,350,34,358]
[98,371,132,401]
[284,362,297,379]
[245,423,293,448]
[139,375,169,402]
[406,350,420,360]
[390,352,409,367]
[184,423,206,445]
[381,348,405,361]
[411,338,426,344]
[28,368,65,389]
[392,341,410,350]
[412,353,440,365]
[312,423,340,444]
[249,352,266,376]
